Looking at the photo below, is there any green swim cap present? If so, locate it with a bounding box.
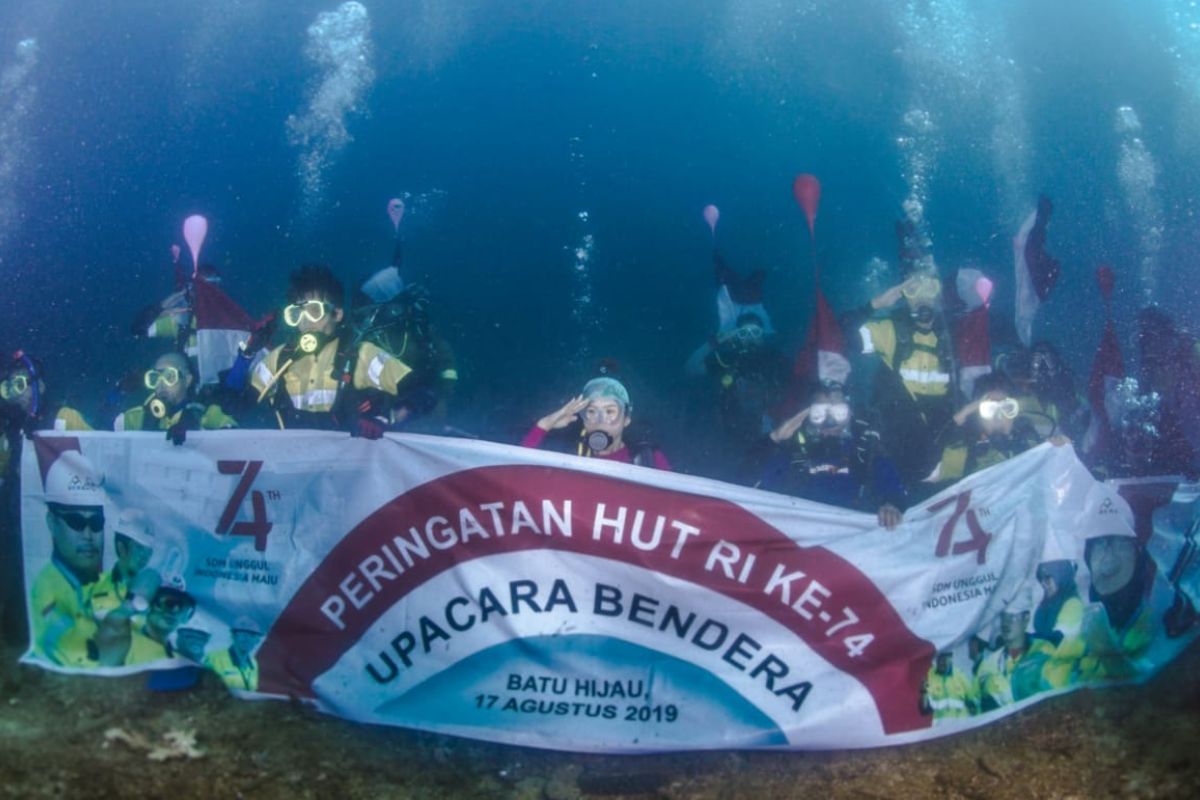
[581,377,631,412]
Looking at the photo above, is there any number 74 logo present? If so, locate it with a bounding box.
[927,490,991,565]
[216,460,273,552]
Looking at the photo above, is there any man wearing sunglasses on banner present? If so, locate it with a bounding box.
[113,351,236,444]
[757,380,907,529]
[845,270,957,487]
[924,373,1063,489]
[29,454,107,666]
[247,265,412,437]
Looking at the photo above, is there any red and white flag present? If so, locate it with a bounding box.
[1013,196,1060,347]
[955,268,993,399]
[1083,266,1124,457]
[795,282,850,387]
[192,274,255,386]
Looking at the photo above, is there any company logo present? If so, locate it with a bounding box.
[1098,497,1118,515]
[216,460,273,551]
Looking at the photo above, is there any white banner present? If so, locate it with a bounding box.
[20,431,1200,752]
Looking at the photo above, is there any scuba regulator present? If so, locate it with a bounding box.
[585,429,614,453]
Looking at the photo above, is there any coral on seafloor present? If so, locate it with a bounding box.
[104,727,205,761]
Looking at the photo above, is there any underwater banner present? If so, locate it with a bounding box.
[19,432,1200,752]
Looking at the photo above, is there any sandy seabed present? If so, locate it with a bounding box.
[1,642,1198,800]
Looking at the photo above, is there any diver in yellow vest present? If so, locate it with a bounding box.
[203,616,263,691]
[28,454,107,666]
[846,271,957,486]
[924,372,1048,488]
[249,264,412,436]
[2,352,93,645]
[921,651,977,720]
[114,351,237,444]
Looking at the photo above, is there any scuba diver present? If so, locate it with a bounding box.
[923,372,1056,491]
[522,376,671,470]
[845,270,958,487]
[1005,341,1088,441]
[686,253,790,453]
[241,264,413,436]
[352,267,459,430]
[114,351,237,443]
[1092,378,1197,480]
[756,380,906,529]
[1,351,92,645]
[0,350,93,437]
[1135,305,1200,460]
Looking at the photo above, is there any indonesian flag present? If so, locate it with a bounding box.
[955,269,993,399]
[794,281,850,387]
[1013,195,1061,347]
[192,274,255,386]
[1083,286,1125,458]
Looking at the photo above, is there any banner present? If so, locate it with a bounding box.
[20,432,1200,752]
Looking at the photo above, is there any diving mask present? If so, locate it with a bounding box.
[582,403,623,426]
[902,275,942,301]
[0,373,29,400]
[979,397,1020,421]
[144,366,182,390]
[728,323,765,350]
[809,402,850,426]
[283,299,332,327]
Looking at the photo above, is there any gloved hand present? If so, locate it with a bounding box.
[167,408,200,446]
[222,352,253,392]
[351,415,387,440]
[246,312,278,354]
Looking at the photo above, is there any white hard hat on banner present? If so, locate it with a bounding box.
[43,452,105,507]
[114,508,155,548]
[1076,483,1136,542]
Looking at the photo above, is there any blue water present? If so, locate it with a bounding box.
[1,0,1198,454]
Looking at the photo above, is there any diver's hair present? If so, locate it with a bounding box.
[288,264,346,309]
[972,370,1017,400]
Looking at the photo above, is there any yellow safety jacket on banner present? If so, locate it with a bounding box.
[87,569,133,620]
[924,667,975,719]
[1079,603,1156,682]
[30,560,97,667]
[858,319,950,398]
[251,338,412,415]
[124,626,171,666]
[1038,597,1086,690]
[975,642,1052,708]
[204,648,259,691]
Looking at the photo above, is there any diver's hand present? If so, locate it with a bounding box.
[878,503,903,531]
[1049,434,1071,447]
[351,415,387,440]
[537,396,589,431]
[953,399,982,427]
[246,312,278,353]
[871,283,906,310]
[770,407,811,443]
[167,421,188,446]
